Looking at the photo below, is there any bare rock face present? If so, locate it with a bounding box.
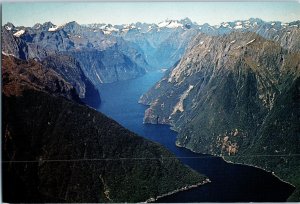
[41,54,101,107]
[2,22,148,85]
[141,31,300,200]
[69,47,146,84]
[2,27,29,59]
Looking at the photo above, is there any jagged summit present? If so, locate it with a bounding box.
[3,22,15,31]
[32,23,42,30]
[5,18,299,38]
[42,21,55,30]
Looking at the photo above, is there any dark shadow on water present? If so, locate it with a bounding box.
[97,71,294,202]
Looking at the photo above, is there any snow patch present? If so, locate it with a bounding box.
[221,22,229,27]
[95,71,103,83]
[166,21,183,28]
[2,51,9,56]
[34,24,41,29]
[158,21,170,28]
[101,25,119,35]
[48,23,66,32]
[2,51,16,57]
[245,39,255,45]
[234,25,243,29]
[214,24,221,29]
[123,24,135,30]
[158,20,183,28]
[48,26,59,32]
[5,26,12,31]
[13,30,25,37]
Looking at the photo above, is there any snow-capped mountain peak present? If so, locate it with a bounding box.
[48,23,67,32]
[102,24,119,35]
[4,22,15,31]
[5,25,12,31]
[158,19,183,28]
[221,22,230,27]
[234,21,243,29]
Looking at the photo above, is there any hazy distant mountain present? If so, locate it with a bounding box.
[85,18,300,68]
[3,18,300,83]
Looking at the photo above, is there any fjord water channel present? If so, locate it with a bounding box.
[96,70,294,202]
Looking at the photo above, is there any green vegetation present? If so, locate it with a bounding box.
[2,54,207,202]
[141,32,300,200]
[3,90,206,202]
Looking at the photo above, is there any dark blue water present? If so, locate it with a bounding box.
[96,71,294,202]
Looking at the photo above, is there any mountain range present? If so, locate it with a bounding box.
[3,18,300,84]
[139,22,300,201]
[2,17,300,201]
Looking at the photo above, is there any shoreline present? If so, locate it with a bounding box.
[221,157,296,189]
[176,142,296,195]
[140,105,296,199]
[144,178,211,203]
[173,127,296,191]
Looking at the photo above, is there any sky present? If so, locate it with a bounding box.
[2,2,300,27]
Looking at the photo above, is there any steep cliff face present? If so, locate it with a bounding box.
[140,31,300,200]
[68,46,146,84]
[2,21,148,84]
[41,54,101,107]
[2,54,207,203]
[2,27,29,59]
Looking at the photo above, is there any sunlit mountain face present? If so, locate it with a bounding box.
[2,12,300,203]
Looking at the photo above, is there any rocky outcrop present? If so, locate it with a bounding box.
[2,27,29,59]
[140,31,300,200]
